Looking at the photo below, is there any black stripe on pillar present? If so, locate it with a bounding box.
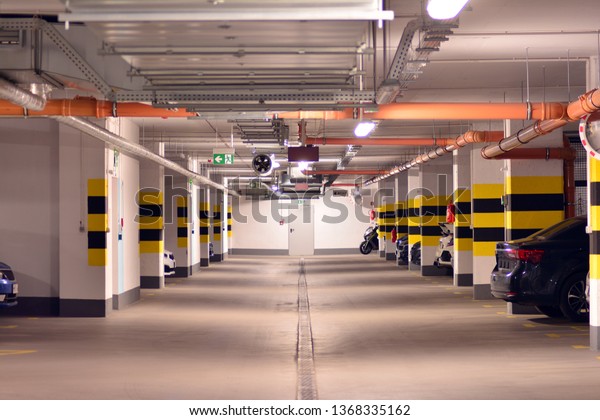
[590,182,600,205]
[473,228,504,242]
[200,211,210,219]
[177,207,188,218]
[227,212,232,219]
[139,204,163,218]
[420,205,445,216]
[421,226,441,236]
[199,227,210,235]
[506,194,564,211]
[177,227,187,238]
[591,232,600,255]
[381,225,394,232]
[408,226,421,235]
[88,231,107,249]
[472,198,503,213]
[396,209,408,218]
[213,226,221,234]
[455,202,471,216]
[382,211,396,218]
[408,208,420,217]
[455,226,472,239]
[139,229,163,241]
[396,225,408,234]
[87,197,107,214]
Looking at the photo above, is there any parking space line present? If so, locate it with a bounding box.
[0,325,17,329]
[523,323,537,328]
[0,350,37,356]
[496,311,506,315]
[572,345,590,349]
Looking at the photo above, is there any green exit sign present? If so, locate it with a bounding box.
[213,153,234,165]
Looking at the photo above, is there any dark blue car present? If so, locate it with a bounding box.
[0,262,18,307]
[491,216,589,322]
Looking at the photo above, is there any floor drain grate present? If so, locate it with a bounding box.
[296,258,318,400]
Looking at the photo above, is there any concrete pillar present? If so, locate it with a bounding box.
[407,168,421,271]
[420,157,452,276]
[453,146,473,286]
[164,173,192,278]
[211,189,225,262]
[587,55,600,350]
[471,143,504,299]
[504,120,565,314]
[199,188,211,267]
[376,179,394,258]
[395,172,408,266]
[139,142,165,289]
[58,121,114,316]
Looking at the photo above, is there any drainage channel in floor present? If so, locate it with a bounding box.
[296,257,318,400]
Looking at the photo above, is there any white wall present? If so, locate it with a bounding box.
[232,190,371,253]
[314,190,371,250]
[0,119,60,298]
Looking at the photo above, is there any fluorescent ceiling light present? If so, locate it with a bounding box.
[354,121,376,138]
[427,0,469,20]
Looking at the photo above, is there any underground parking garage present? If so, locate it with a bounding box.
[1,0,600,410]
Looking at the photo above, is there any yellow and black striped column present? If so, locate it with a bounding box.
[454,187,473,286]
[408,196,422,270]
[212,203,223,262]
[589,158,600,350]
[177,196,189,249]
[227,204,232,245]
[420,195,446,275]
[381,202,396,260]
[505,176,564,240]
[138,189,164,288]
[472,183,504,298]
[87,179,108,266]
[199,200,211,267]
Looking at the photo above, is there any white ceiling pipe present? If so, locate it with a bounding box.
[52,116,237,196]
[0,78,46,111]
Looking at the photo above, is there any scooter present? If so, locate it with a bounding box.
[396,235,409,264]
[359,225,379,255]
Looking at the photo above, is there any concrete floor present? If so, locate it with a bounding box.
[1,255,599,400]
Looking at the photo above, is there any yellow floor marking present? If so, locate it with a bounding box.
[571,326,589,332]
[506,315,517,318]
[482,304,494,308]
[0,325,17,329]
[572,345,590,349]
[496,311,507,315]
[0,350,37,356]
[147,293,155,296]
[546,333,561,338]
[453,292,464,295]
[432,281,439,284]
[523,323,537,328]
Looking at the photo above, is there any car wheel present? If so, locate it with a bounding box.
[535,305,564,318]
[559,274,590,322]
[359,241,372,255]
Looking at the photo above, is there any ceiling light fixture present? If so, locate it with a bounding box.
[426,0,470,20]
[354,121,376,138]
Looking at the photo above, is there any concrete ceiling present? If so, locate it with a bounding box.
[1,0,599,187]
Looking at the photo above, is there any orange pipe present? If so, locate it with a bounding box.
[566,88,600,120]
[306,132,505,146]
[303,169,387,175]
[0,97,197,118]
[282,103,568,121]
[486,147,576,160]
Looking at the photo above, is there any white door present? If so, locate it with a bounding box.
[289,199,314,256]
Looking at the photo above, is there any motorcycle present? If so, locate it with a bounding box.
[359,225,379,255]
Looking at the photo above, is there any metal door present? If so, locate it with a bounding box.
[288,199,314,256]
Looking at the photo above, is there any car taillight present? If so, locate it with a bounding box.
[506,249,544,264]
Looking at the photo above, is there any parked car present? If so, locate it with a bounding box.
[0,262,18,307]
[490,216,590,322]
[396,235,409,265]
[164,249,176,276]
[434,223,454,270]
[410,241,421,266]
